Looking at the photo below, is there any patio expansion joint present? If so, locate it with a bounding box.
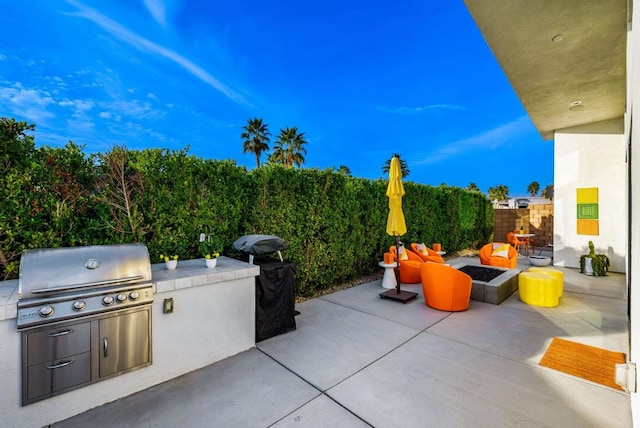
[317,294,427,331]
[420,327,553,373]
[257,300,431,426]
[256,347,374,427]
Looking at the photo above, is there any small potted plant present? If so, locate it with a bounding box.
[159,236,183,270]
[580,240,610,276]
[199,236,222,268]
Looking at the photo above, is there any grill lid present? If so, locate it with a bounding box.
[19,243,151,300]
[231,234,287,256]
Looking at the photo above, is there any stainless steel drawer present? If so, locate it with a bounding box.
[26,351,91,402]
[26,322,91,366]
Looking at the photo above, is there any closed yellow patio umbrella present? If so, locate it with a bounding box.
[380,156,418,303]
[385,156,407,237]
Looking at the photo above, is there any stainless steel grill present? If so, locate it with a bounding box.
[17,244,154,405]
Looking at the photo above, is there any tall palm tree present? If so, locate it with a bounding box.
[541,184,554,201]
[269,127,307,168]
[241,118,270,168]
[336,165,351,175]
[382,153,410,178]
[488,185,509,207]
[527,181,540,197]
[467,182,481,192]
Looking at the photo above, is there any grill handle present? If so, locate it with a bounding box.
[103,337,108,357]
[46,359,75,370]
[47,329,74,338]
[30,275,145,294]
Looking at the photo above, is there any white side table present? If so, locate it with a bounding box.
[379,261,398,289]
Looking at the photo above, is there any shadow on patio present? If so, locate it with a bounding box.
[54,255,630,428]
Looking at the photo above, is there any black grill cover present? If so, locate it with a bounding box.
[231,234,287,255]
[254,260,296,342]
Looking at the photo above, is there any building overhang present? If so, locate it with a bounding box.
[463,0,628,140]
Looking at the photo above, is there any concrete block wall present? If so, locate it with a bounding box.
[494,204,554,249]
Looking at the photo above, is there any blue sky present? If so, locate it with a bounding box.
[0,0,552,195]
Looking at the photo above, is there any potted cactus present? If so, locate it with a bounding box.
[580,241,609,276]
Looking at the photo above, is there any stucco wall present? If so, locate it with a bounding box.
[0,258,258,427]
[553,119,626,273]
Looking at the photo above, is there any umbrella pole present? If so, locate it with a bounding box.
[395,235,401,294]
[379,235,418,303]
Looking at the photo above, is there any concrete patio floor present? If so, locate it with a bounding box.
[54,255,631,428]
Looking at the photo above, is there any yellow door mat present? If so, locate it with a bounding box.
[539,337,626,390]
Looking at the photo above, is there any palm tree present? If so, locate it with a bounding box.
[467,182,481,192]
[241,118,270,168]
[382,153,410,178]
[488,185,509,207]
[527,181,540,197]
[269,127,307,168]
[541,184,554,201]
[336,165,351,175]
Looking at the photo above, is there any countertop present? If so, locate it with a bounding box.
[0,257,260,322]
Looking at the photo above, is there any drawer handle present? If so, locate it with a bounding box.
[46,359,75,370]
[47,329,74,338]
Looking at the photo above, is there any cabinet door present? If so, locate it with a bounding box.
[99,308,151,378]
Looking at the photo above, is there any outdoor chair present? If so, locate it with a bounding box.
[386,245,423,284]
[410,243,445,263]
[506,232,533,255]
[420,262,472,311]
[479,242,518,268]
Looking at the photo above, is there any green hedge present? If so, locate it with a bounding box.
[0,119,493,296]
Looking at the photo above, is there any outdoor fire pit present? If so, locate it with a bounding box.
[453,263,520,304]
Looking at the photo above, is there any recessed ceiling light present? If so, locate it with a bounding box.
[552,34,564,42]
[569,100,583,110]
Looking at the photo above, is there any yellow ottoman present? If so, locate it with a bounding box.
[528,267,564,297]
[519,272,559,307]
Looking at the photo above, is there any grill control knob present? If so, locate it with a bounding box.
[129,291,140,300]
[72,300,86,311]
[102,295,114,305]
[116,293,127,303]
[39,305,54,317]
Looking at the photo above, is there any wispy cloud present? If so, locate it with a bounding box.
[58,99,95,120]
[378,104,467,114]
[414,116,533,165]
[143,0,167,27]
[0,83,56,123]
[65,0,249,106]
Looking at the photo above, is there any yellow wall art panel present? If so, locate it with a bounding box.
[576,187,598,204]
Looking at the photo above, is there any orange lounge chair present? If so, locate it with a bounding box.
[410,243,445,263]
[479,242,518,269]
[386,245,423,284]
[420,262,472,311]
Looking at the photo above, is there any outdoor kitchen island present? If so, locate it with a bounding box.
[0,256,259,428]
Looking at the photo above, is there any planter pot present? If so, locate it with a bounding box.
[583,257,594,276]
[165,259,178,270]
[205,258,218,268]
[529,256,551,267]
